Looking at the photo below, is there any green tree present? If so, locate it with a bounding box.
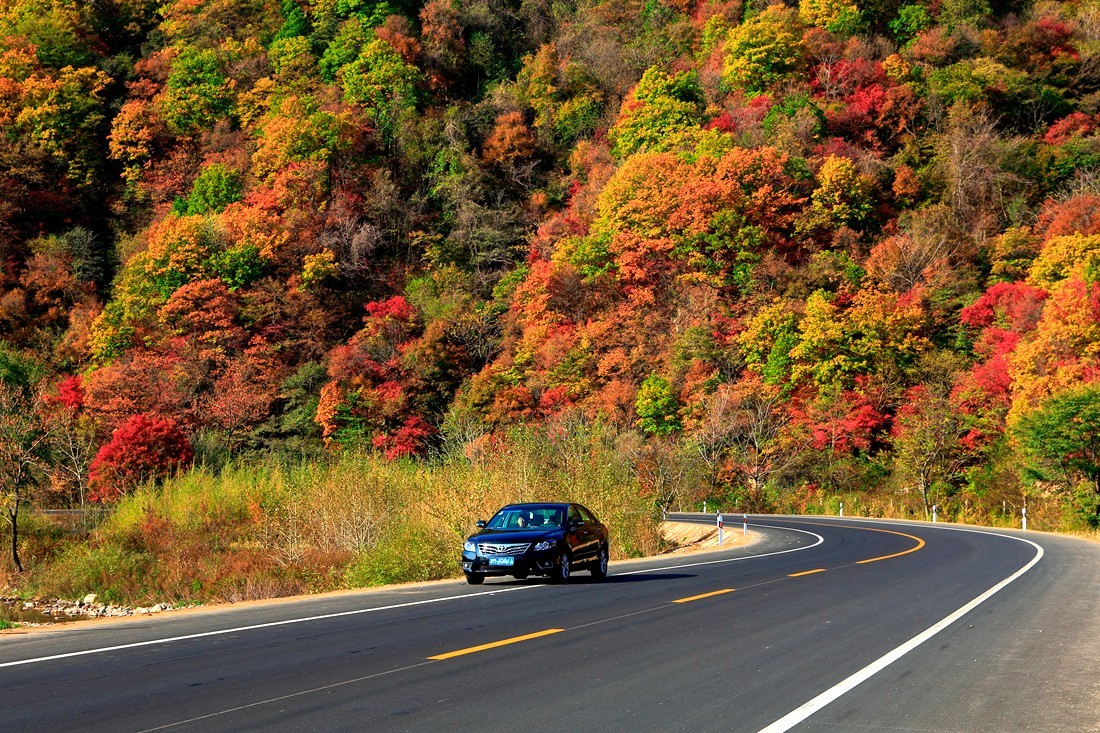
[339,38,421,142]
[161,47,234,134]
[889,4,933,44]
[274,0,311,41]
[723,6,805,94]
[609,67,704,159]
[635,374,681,436]
[179,163,243,215]
[16,65,111,187]
[320,17,369,81]
[1014,384,1100,525]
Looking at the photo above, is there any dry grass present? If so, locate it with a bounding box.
[17,422,663,605]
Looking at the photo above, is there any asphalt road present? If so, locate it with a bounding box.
[2,515,1097,732]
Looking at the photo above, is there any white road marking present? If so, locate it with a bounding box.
[135,660,437,732]
[0,523,821,669]
[757,526,1044,733]
[617,524,824,576]
[0,586,538,669]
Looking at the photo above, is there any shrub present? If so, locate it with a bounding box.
[344,525,454,586]
[88,414,194,502]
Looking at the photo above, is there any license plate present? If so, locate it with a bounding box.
[488,556,514,567]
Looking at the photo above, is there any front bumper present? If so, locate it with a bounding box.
[461,550,559,577]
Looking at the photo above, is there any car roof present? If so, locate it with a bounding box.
[502,502,570,509]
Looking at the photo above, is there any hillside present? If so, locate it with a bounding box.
[1,0,1099,599]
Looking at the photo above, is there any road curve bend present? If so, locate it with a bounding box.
[1,515,1097,732]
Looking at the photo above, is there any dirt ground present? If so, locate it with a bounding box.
[660,519,755,554]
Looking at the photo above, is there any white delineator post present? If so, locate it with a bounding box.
[839,502,844,517]
[717,511,723,546]
[1022,505,1027,531]
[932,504,937,523]
[743,513,748,536]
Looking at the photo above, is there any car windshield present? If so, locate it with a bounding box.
[485,507,564,530]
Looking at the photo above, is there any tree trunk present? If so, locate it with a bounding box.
[918,474,931,520]
[7,506,21,573]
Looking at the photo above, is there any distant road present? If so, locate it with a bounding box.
[2,516,1097,732]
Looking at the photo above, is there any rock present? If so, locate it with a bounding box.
[83,593,97,605]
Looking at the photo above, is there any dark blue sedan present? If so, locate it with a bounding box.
[461,502,610,584]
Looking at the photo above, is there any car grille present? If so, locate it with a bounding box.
[478,543,530,556]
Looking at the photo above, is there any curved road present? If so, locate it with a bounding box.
[2,515,1097,732]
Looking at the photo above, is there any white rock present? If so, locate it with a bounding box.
[82,593,97,605]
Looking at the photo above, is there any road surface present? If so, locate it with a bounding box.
[2,515,1097,732]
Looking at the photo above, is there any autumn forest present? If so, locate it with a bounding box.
[2,0,1099,603]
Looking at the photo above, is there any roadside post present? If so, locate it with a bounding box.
[1022,504,1027,531]
[839,502,844,517]
[932,504,937,523]
[743,513,748,536]
[717,511,723,546]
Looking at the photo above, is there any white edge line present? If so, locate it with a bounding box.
[757,526,1045,733]
[0,523,822,669]
[0,586,536,669]
[617,524,824,576]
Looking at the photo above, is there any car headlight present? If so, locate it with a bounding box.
[463,540,477,553]
[533,539,556,552]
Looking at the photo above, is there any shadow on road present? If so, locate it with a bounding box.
[487,572,695,587]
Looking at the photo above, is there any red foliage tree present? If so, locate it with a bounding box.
[52,375,85,411]
[371,415,436,460]
[87,414,193,502]
[1036,193,1100,240]
[1044,112,1096,146]
[959,281,1048,333]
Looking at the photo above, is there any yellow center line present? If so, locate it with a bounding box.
[427,628,565,660]
[672,588,736,604]
[855,529,926,564]
[788,568,827,577]
[787,520,928,565]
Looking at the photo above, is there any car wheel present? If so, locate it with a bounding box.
[590,544,608,580]
[550,551,571,584]
[465,572,484,585]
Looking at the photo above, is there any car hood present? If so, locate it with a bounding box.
[468,528,561,544]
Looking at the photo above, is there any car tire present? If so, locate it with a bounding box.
[549,551,571,584]
[590,544,608,580]
[465,572,484,585]
[513,573,528,580]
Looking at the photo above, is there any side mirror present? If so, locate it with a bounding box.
[476,520,486,528]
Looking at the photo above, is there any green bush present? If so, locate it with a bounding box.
[36,544,154,604]
[345,526,455,586]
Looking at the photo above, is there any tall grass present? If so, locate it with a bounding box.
[20,421,662,605]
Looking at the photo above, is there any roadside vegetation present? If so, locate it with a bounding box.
[6,412,1086,607]
[10,421,662,605]
[3,0,1100,604]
